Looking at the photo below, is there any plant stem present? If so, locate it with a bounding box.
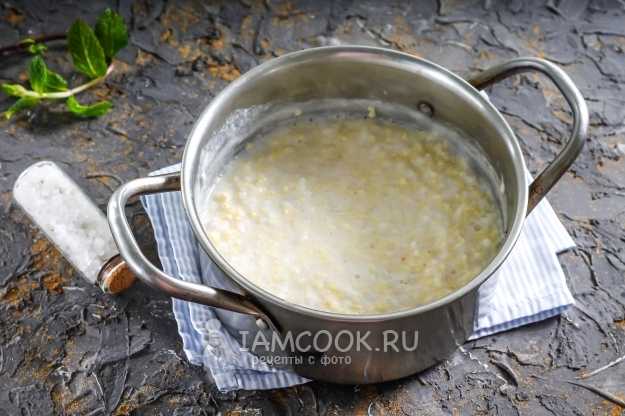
[19,64,114,100]
[0,33,67,56]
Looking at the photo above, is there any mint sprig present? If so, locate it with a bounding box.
[1,8,128,120]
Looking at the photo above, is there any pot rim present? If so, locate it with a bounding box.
[181,45,528,322]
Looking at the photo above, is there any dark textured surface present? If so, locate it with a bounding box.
[1,0,624,414]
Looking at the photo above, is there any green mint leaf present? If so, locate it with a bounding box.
[1,84,28,97]
[28,56,68,93]
[68,19,108,79]
[66,96,111,118]
[28,56,46,93]
[27,43,47,55]
[44,71,68,92]
[20,38,47,55]
[3,96,39,119]
[95,9,128,60]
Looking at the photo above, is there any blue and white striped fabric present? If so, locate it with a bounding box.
[141,164,574,392]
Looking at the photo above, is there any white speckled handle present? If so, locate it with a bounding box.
[13,161,122,290]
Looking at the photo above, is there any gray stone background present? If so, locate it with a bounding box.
[1,0,624,414]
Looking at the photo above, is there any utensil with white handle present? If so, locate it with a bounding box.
[13,161,135,293]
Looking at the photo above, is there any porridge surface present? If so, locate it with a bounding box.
[204,118,502,314]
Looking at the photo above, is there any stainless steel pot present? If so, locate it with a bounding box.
[108,46,587,384]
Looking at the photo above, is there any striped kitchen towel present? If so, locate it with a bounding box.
[141,164,575,392]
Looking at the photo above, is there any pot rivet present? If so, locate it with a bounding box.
[256,318,268,330]
[417,101,434,117]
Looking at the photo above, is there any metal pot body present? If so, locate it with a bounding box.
[108,47,587,383]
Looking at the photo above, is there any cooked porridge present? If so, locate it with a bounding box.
[204,118,502,314]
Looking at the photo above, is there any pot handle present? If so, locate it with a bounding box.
[107,172,277,331]
[467,57,588,214]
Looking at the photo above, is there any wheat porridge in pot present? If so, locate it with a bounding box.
[203,117,503,315]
